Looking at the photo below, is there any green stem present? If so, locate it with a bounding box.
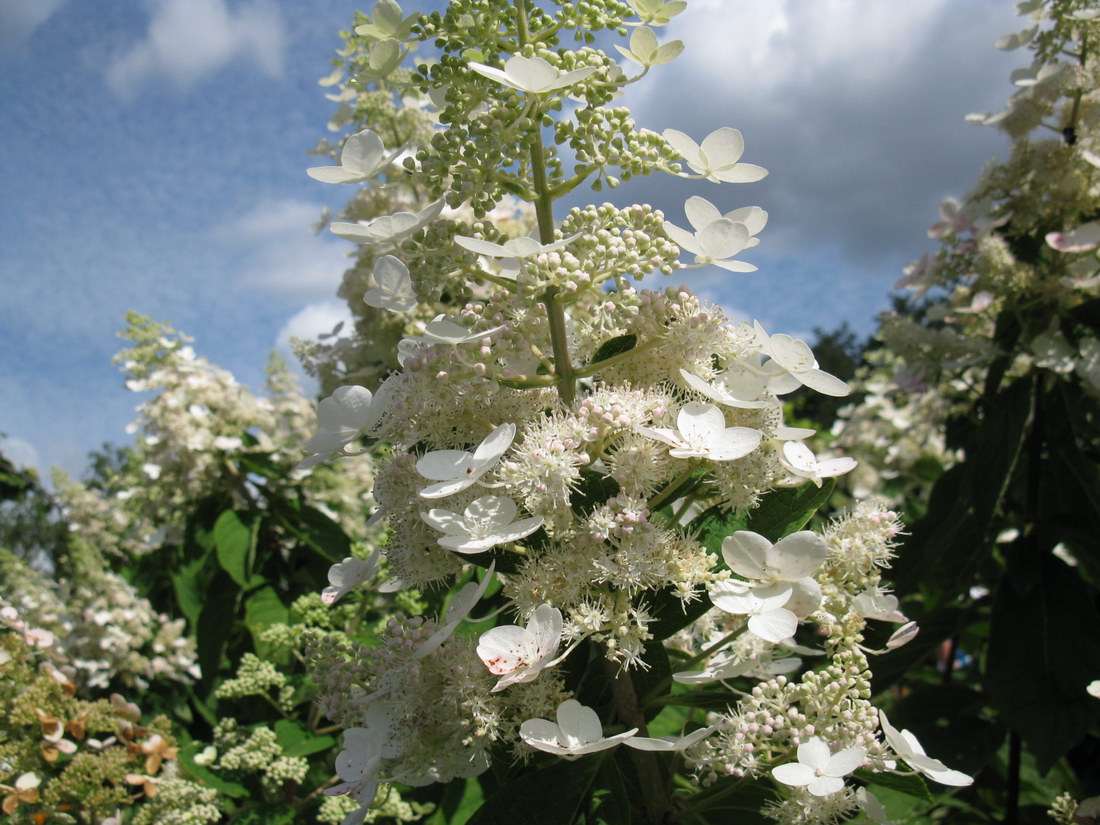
[514,0,576,407]
[648,464,700,512]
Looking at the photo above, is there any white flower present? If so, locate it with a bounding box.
[420,315,506,345]
[662,127,767,184]
[307,128,403,184]
[468,55,597,94]
[663,198,756,273]
[325,723,389,825]
[416,423,516,499]
[878,710,973,786]
[354,0,418,40]
[613,26,684,67]
[679,367,773,409]
[771,737,865,797]
[476,603,562,692]
[623,724,718,751]
[636,402,761,461]
[851,589,908,623]
[710,529,827,643]
[520,699,637,758]
[322,550,381,605]
[683,196,767,246]
[1046,221,1100,253]
[778,441,857,487]
[626,0,687,26]
[1087,680,1100,699]
[330,198,445,245]
[996,25,1037,50]
[298,385,390,469]
[856,788,894,825]
[422,495,543,554]
[416,563,496,656]
[754,322,851,397]
[455,232,578,260]
[364,255,417,313]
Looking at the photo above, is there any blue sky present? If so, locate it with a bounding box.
[1,0,1025,479]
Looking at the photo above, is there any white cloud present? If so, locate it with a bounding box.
[0,0,67,50]
[105,0,286,97]
[622,0,1021,267]
[274,300,353,391]
[0,435,42,476]
[216,198,352,301]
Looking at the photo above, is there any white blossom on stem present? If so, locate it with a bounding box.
[364,255,417,312]
[636,402,760,461]
[307,128,404,184]
[520,699,637,759]
[422,495,542,554]
[476,603,562,692]
[331,198,445,245]
[878,711,973,786]
[468,55,596,94]
[662,127,767,183]
[416,423,516,499]
[771,737,865,797]
[322,550,382,605]
[778,441,857,487]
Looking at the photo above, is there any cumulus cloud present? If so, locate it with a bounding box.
[105,0,285,97]
[620,0,1021,268]
[0,0,67,50]
[216,198,352,301]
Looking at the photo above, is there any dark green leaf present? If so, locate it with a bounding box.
[970,377,1032,532]
[674,778,773,825]
[745,479,835,543]
[178,742,248,798]
[570,470,621,518]
[197,571,238,693]
[274,719,335,758]
[271,498,350,562]
[215,509,258,588]
[590,333,637,365]
[466,752,606,825]
[985,546,1100,772]
[245,586,289,658]
[853,769,933,802]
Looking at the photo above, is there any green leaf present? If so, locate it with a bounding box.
[570,470,621,518]
[274,719,335,758]
[231,805,298,825]
[178,742,248,798]
[674,778,773,825]
[984,546,1100,772]
[271,498,350,562]
[245,586,289,658]
[592,758,633,825]
[467,753,606,825]
[590,333,637,365]
[196,571,238,692]
[215,509,258,588]
[853,769,933,802]
[427,777,485,825]
[745,479,835,542]
[970,377,1032,532]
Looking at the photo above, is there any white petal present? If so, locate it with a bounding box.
[770,531,828,580]
[824,747,865,777]
[556,699,603,745]
[722,530,771,579]
[772,762,815,787]
[697,219,749,260]
[684,196,722,231]
[748,608,797,643]
[699,127,745,168]
[477,625,535,674]
[797,368,851,397]
[807,775,845,796]
[416,449,474,481]
[797,738,833,771]
[341,128,386,175]
[662,128,703,168]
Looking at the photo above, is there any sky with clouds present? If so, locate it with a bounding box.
[0,0,1027,479]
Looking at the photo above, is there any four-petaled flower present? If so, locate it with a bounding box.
[298,385,390,469]
[331,198,445,245]
[477,603,562,692]
[663,127,768,184]
[322,550,382,605]
[416,423,516,499]
[771,737,865,796]
[879,711,973,786]
[364,255,417,313]
[636,401,761,461]
[754,322,851,397]
[778,441,857,487]
[307,128,404,184]
[520,699,637,758]
[422,495,543,554]
[468,55,597,95]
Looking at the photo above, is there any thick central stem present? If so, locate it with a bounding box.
[516,0,576,408]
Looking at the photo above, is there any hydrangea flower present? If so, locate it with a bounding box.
[662,212,756,273]
[422,495,543,554]
[771,737,865,796]
[878,711,973,786]
[754,322,851,397]
[476,603,562,692]
[623,724,718,751]
[468,55,597,95]
[679,367,773,409]
[306,128,403,184]
[520,699,637,758]
[662,127,767,184]
[636,401,761,461]
[1046,221,1100,253]
[330,198,445,245]
[298,385,390,469]
[322,550,382,605]
[416,563,496,656]
[778,441,857,487]
[613,26,684,67]
[416,423,516,499]
[364,255,417,313]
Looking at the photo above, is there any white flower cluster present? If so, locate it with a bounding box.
[295,0,969,819]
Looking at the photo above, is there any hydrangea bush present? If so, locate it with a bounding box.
[298,2,975,823]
